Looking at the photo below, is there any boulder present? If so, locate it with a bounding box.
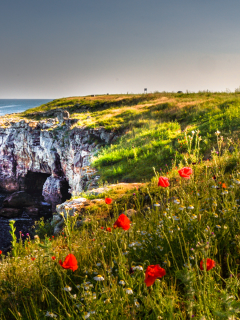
[24,206,39,216]
[0,208,22,218]
[3,191,35,208]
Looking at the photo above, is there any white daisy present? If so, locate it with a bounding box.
[119,280,125,285]
[132,265,143,271]
[134,300,140,308]
[179,206,185,211]
[84,312,91,319]
[216,225,221,229]
[187,205,194,210]
[63,286,72,292]
[129,242,136,247]
[174,199,180,204]
[45,312,57,318]
[125,288,133,294]
[93,275,104,281]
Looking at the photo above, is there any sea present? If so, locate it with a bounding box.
[0,99,53,116]
[0,99,53,251]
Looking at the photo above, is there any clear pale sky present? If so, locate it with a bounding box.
[0,0,240,98]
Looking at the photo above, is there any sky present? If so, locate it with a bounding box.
[0,0,240,98]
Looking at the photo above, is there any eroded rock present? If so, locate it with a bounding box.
[0,208,22,218]
[3,191,35,208]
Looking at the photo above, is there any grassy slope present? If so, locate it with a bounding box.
[12,91,240,185]
[1,93,240,318]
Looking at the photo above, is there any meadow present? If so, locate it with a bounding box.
[1,92,240,319]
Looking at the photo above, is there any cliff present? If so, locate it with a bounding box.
[0,111,119,210]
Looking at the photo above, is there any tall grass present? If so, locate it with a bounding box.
[0,134,240,318]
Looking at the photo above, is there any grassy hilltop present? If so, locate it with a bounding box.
[14,91,240,183]
[1,92,240,319]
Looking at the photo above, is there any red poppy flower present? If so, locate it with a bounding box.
[106,227,112,232]
[52,256,56,260]
[59,254,78,272]
[113,214,131,231]
[31,257,36,261]
[222,183,227,188]
[105,198,112,205]
[178,167,192,179]
[0,250,2,255]
[200,258,215,271]
[158,176,170,188]
[100,226,104,229]
[144,265,166,287]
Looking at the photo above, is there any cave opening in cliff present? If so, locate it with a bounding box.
[60,179,71,203]
[25,171,51,195]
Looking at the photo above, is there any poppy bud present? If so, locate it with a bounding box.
[123,243,127,250]
[40,291,45,302]
[198,214,201,222]
[167,259,171,267]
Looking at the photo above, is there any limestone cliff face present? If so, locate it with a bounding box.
[0,116,118,210]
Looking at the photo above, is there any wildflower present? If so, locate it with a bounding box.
[31,257,35,261]
[221,190,228,195]
[179,206,185,211]
[45,311,57,318]
[132,265,143,271]
[106,227,111,232]
[52,256,56,260]
[158,176,170,188]
[59,254,78,272]
[216,225,221,229]
[222,183,227,188]
[105,198,112,204]
[178,167,192,179]
[84,312,91,319]
[125,288,133,294]
[122,251,129,255]
[93,275,104,281]
[200,258,215,271]
[96,262,101,267]
[119,280,125,285]
[63,286,72,292]
[144,265,166,287]
[212,202,217,207]
[134,299,140,308]
[157,246,164,251]
[234,179,240,185]
[0,251,2,255]
[215,130,220,135]
[213,213,218,218]
[70,294,77,299]
[129,242,136,247]
[113,214,131,231]
[187,205,194,210]
[173,199,180,204]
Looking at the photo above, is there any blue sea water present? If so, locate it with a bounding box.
[0,99,53,116]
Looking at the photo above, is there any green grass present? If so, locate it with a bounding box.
[7,91,240,184]
[2,92,240,318]
[1,138,240,318]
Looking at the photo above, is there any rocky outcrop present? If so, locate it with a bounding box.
[3,191,35,208]
[0,115,119,210]
[51,183,142,235]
